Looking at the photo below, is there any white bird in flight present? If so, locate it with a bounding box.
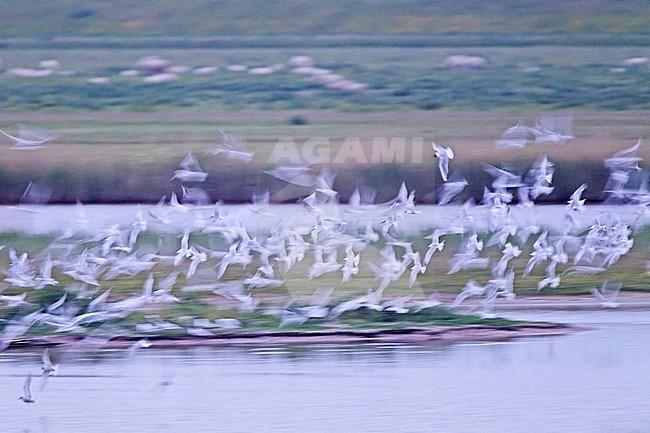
[41,348,58,376]
[19,373,35,403]
[432,142,454,182]
[212,130,254,163]
[567,184,588,213]
[591,282,621,308]
[0,125,57,150]
[495,121,532,149]
[40,348,59,391]
[172,152,208,182]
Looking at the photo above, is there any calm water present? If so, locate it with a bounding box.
[2,310,650,433]
[0,204,643,235]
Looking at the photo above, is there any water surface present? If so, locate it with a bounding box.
[0,204,642,235]
[2,310,649,433]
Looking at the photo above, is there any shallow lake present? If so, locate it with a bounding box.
[0,204,642,235]
[2,309,650,433]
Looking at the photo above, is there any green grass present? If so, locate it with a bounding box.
[336,308,523,327]
[0,46,649,113]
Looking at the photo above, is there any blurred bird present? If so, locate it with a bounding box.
[529,113,575,145]
[13,182,53,210]
[263,164,315,187]
[495,121,532,149]
[0,124,57,150]
[41,348,58,377]
[128,338,153,358]
[432,142,454,181]
[40,348,59,391]
[172,152,208,182]
[604,138,643,171]
[19,373,35,403]
[567,184,588,213]
[436,173,468,205]
[591,282,621,308]
[212,130,254,162]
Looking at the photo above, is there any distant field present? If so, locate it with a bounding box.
[0,45,648,112]
[1,0,649,37]
[0,110,647,204]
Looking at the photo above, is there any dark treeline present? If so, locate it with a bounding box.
[0,159,611,206]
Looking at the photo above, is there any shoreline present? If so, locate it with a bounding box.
[7,323,578,350]
[433,292,650,311]
[5,294,650,351]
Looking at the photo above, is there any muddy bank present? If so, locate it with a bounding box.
[6,324,577,350]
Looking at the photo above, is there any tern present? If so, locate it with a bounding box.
[450,280,491,309]
[263,164,315,188]
[212,130,254,162]
[172,152,208,182]
[604,138,643,171]
[423,229,445,266]
[0,293,29,307]
[591,282,621,308]
[436,173,468,205]
[19,373,35,403]
[412,292,442,313]
[127,338,153,358]
[40,348,59,391]
[495,121,532,149]
[567,184,588,212]
[41,348,58,376]
[529,126,574,145]
[432,142,454,182]
[0,124,57,150]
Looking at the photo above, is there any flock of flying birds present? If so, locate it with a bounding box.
[1,123,648,404]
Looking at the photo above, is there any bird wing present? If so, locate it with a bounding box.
[613,138,641,158]
[23,373,33,400]
[590,287,606,302]
[142,273,154,297]
[47,292,67,313]
[179,152,203,172]
[220,129,247,151]
[42,348,53,369]
[446,147,455,159]
[571,184,588,200]
[19,124,58,143]
[441,160,450,182]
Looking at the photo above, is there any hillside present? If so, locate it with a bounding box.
[1,0,649,38]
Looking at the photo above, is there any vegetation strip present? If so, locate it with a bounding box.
[7,324,575,349]
[3,35,650,49]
